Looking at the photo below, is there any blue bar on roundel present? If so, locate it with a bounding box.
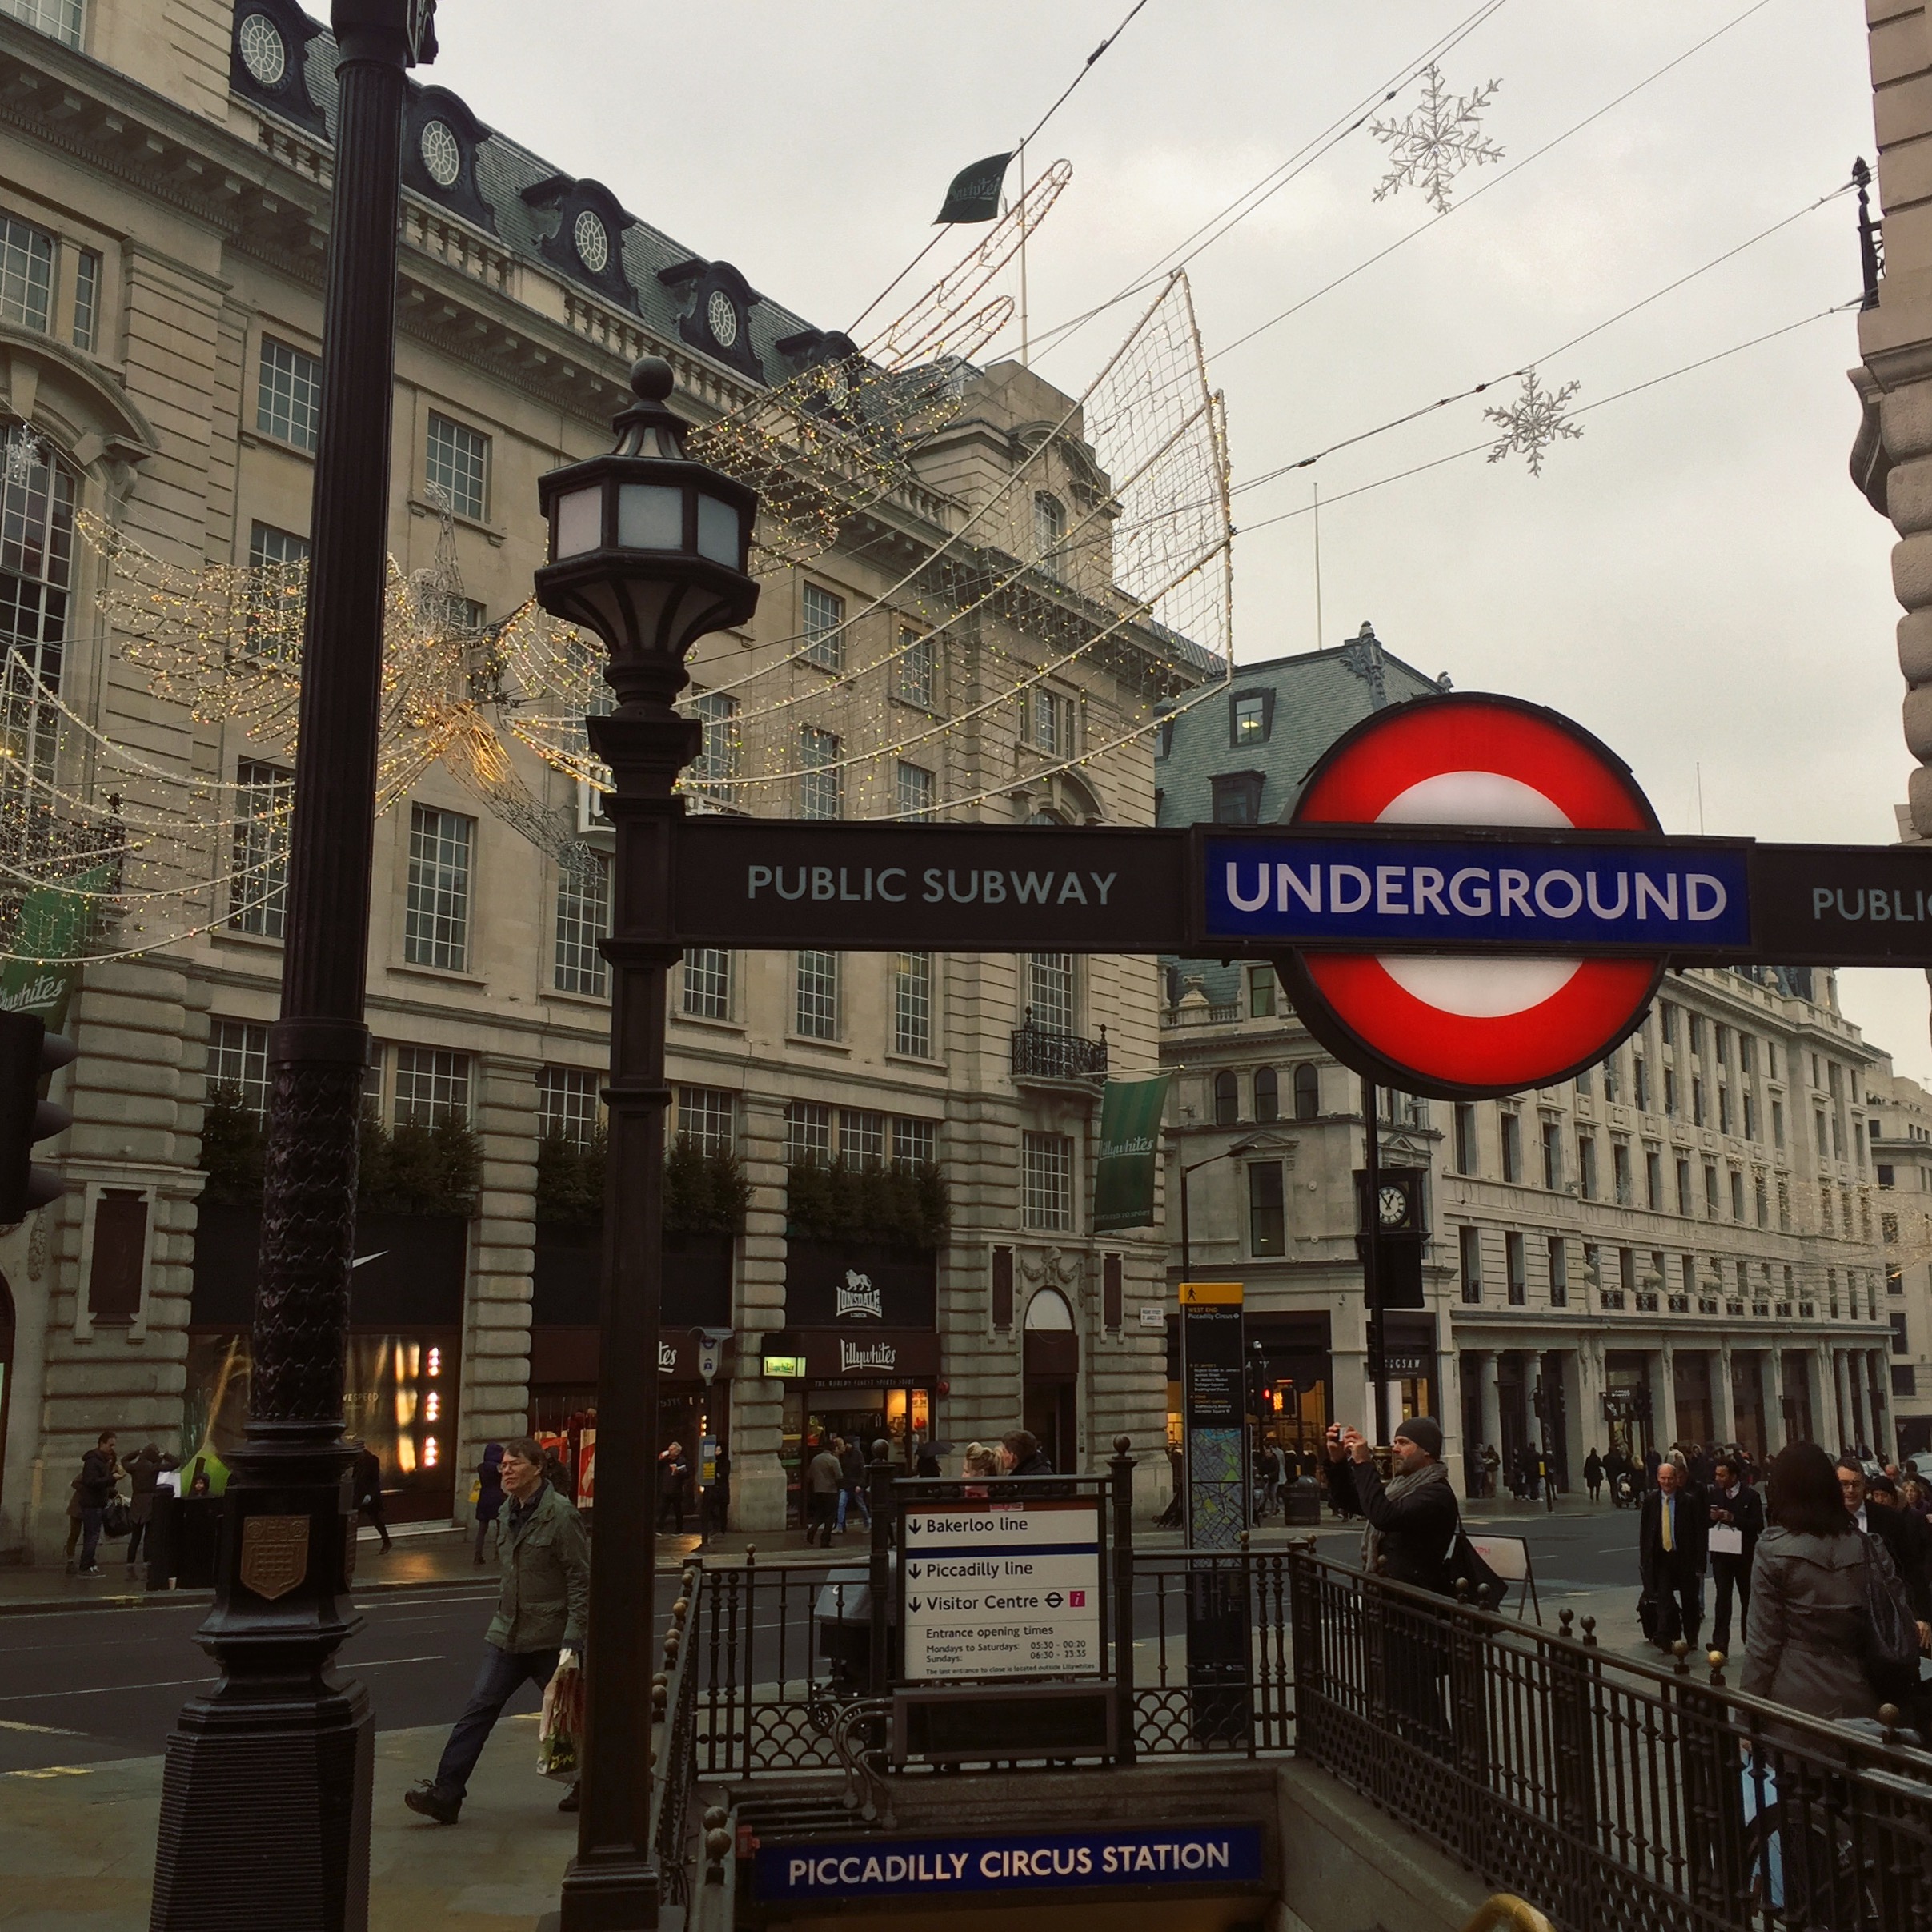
[1203,836,1753,950]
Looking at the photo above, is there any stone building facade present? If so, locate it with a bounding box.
[1158,635,1897,1495]
[0,0,1206,1555]
[1867,1060,1932,1457]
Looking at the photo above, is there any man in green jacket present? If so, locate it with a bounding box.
[406,1435,590,1824]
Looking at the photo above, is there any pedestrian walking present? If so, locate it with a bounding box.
[998,1429,1053,1477]
[473,1442,504,1565]
[352,1439,391,1553]
[122,1443,164,1574]
[1603,1445,1628,1506]
[1841,1461,1932,1637]
[1706,1454,1764,1659]
[836,1436,871,1534]
[1584,1448,1605,1503]
[1638,1457,1706,1651]
[70,1432,120,1575]
[405,1436,589,1825]
[655,1441,690,1533]
[1743,1441,1913,1729]
[804,1437,843,1545]
[1266,1440,1287,1517]
[1481,1441,1500,1500]
[1642,1445,1662,1493]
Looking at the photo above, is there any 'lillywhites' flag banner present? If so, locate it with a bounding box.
[0,868,113,1032]
[1092,1074,1171,1233]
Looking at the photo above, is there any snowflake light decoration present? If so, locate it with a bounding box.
[1483,368,1582,478]
[1371,62,1503,216]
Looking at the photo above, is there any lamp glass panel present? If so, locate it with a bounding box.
[618,482,684,551]
[696,493,740,567]
[554,487,603,560]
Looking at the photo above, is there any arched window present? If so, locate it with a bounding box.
[1293,1063,1320,1120]
[1254,1066,1278,1123]
[0,424,74,784]
[1213,1070,1239,1126]
[1024,1286,1074,1330]
[1033,491,1066,575]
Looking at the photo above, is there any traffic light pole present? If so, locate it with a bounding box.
[150,8,435,1929]
[1362,1078,1389,1448]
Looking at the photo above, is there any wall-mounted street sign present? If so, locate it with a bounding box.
[667,692,1932,1100]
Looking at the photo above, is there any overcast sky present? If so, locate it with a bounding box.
[432,1,1928,1076]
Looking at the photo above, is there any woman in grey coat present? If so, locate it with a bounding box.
[1742,1441,1902,1724]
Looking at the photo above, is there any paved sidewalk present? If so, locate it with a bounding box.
[0,1714,578,1930]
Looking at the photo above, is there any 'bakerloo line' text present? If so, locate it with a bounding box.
[745,866,1118,906]
[1223,860,1730,921]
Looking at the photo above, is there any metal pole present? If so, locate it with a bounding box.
[150,8,431,1928]
[1109,1436,1136,1765]
[1180,1160,1191,1284]
[1363,1079,1389,1446]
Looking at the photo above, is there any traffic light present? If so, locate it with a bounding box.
[0,1012,74,1221]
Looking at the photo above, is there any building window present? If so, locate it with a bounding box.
[1602,1055,1621,1104]
[1255,1066,1279,1123]
[393,1047,470,1126]
[208,1017,271,1116]
[1664,1066,1678,1116]
[538,1065,599,1147]
[795,949,839,1039]
[682,947,731,1020]
[1744,1090,1758,1140]
[229,759,292,937]
[689,691,740,798]
[2,1,83,51]
[842,1109,886,1167]
[799,725,843,819]
[1878,1163,1895,1189]
[896,760,935,822]
[1543,1120,1563,1191]
[1703,1163,1719,1217]
[801,582,844,671]
[246,521,310,660]
[787,1100,833,1164]
[1889,1264,1905,1297]
[1505,1231,1526,1305]
[677,1085,734,1155]
[1248,964,1276,1018]
[1577,1132,1597,1200]
[1249,1163,1285,1256]
[1632,1054,1649,1110]
[403,805,472,969]
[1575,1065,1592,1099]
[0,210,52,333]
[1718,1084,1733,1135]
[1500,1112,1521,1183]
[1816,1111,1830,1157]
[1690,1014,1706,1055]
[1210,770,1265,824]
[426,411,488,520]
[1293,1063,1320,1121]
[893,950,933,1058]
[1213,1070,1239,1127]
[1896,1365,1919,1398]
[257,335,321,452]
[1772,1100,1785,1149]
[1454,1103,1477,1176]
[1893,1311,1910,1356]
[70,247,98,352]
[1459,1226,1482,1304]
[893,1117,937,1167]
[1024,687,1076,756]
[553,850,609,996]
[1028,952,1075,1035]
[1730,1168,1745,1221]
[1676,1157,1692,1217]
[1645,1147,1663,1210]
[1692,1076,1706,1127]
[1023,1131,1074,1229]
[1613,1140,1633,1204]
[1033,491,1067,574]
[1230,689,1273,745]
[898,627,936,708]
[1548,1237,1568,1307]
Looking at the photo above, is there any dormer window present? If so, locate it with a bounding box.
[230,0,327,134]
[1034,491,1067,575]
[405,88,499,235]
[1230,688,1273,746]
[419,120,462,187]
[573,210,611,274]
[707,289,739,349]
[659,258,764,378]
[525,174,639,311]
[238,12,286,84]
[1211,771,1265,824]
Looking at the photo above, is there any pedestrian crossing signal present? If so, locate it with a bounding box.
[0,1012,74,1222]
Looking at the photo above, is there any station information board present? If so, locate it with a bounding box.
[900,1497,1102,1681]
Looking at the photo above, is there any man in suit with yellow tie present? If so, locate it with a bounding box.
[1639,1455,1706,1651]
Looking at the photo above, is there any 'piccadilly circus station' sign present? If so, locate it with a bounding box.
[668,692,1932,1100]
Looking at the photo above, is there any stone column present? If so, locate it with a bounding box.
[1477,1349,1502,1465]
[1814,1343,1838,1449]
[1868,1349,1894,1458]
[1573,1338,1606,1473]
[1716,1341,1738,1448]
[1656,1342,1679,1451]
[729,1091,788,1531]
[1835,1348,1857,1450]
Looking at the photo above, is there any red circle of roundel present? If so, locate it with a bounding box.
[1291,695,1661,1095]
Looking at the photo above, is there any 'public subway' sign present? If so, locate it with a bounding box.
[752,1824,1267,1902]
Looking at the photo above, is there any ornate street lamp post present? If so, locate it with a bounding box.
[150,6,436,1930]
[535,357,759,1930]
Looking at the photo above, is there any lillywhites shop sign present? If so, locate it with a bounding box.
[754,1825,1265,1902]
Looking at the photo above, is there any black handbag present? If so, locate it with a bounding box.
[1855,1533,1922,1704]
[1445,1527,1505,1605]
[1637,1592,1659,1641]
[102,1496,133,1541]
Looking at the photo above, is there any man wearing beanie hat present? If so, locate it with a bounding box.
[1323,1415,1459,1595]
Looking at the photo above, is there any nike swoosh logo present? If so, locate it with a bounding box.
[351,1252,388,1269]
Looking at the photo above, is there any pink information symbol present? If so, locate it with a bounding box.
[1069,1590,1086,1607]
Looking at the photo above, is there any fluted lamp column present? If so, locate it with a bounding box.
[534,356,759,1931]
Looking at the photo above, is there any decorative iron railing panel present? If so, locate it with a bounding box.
[1010,1018,1109,1079]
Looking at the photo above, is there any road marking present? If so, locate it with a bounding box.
[5,1765,92,1779]
[346,1655,444,1668]
[0,1718,84,1735]
[0,1676,214,1703]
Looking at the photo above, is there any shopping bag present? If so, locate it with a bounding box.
[537,1652,583,1781]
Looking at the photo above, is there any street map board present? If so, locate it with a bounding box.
[901,1497,1102,1680]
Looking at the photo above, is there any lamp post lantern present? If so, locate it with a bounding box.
[150,6,435,1929]
[534,355,758,1930]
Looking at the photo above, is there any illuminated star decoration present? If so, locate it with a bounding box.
[1483,368,1583,478]
[1370,62,1503,216]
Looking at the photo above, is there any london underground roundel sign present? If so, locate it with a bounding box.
[1273,694,1665,1100]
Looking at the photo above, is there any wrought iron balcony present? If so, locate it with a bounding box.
[1011,1014,1108,1083]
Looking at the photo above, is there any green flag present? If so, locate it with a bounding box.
[0,869,112,1033]
[1092,1074,1171,1233]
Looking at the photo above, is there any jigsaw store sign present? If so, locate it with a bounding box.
[754,1825,1266,1902]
